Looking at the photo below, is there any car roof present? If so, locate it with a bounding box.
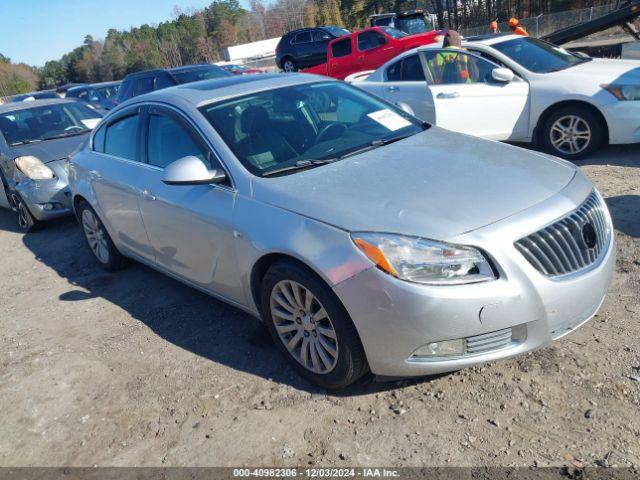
[463,33,520,45]
[123,64,221,80]
[125,73,332,109]
[0,98,78,114]
[90,80,122,87]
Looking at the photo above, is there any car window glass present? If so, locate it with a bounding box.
[134,77,154,96]
[386,60,402,81]
[147,114,211,169]
[294,31,312,44]
[154,73,174,90]
[93,124,106,152]
[423,50,494,85]
[401,54,425,81]
[104,114,139,161]
[357,31,386,51]
[313,30,331,42]
[331,38,352,58]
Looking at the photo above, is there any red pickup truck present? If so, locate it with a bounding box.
[302,26,442,79]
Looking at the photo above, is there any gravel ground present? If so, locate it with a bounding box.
[0,144,638,468]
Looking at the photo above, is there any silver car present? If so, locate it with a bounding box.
[0,99,102,231]
[69,74,615,389]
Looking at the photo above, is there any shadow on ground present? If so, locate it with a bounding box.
[3,209,430,396]
[606,194,640,238]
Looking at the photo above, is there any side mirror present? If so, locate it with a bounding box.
[574,51,590,59]
[162,155,226,186]
[396,102,415,116]
[492,67,514,83]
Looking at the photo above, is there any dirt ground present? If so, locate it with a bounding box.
[0,144,639,468]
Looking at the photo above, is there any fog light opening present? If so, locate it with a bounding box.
[411,338,465,359]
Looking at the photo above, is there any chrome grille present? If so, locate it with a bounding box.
[514,191,610,278]
[465,328,512,354]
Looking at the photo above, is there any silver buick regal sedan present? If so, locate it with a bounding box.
[69,73,615,389]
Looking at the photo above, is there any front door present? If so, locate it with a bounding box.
[136,107,240,299]
[422,49,530,141]
[380,53,434,122]
[90,110,154,261]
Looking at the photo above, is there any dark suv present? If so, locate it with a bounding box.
[276,26,349,72]
[116,64,231,104]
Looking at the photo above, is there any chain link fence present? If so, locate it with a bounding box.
[461,4,615,38]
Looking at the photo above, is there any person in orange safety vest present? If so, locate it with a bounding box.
[509,17,528,36]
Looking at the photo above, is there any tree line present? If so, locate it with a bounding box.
[1,0,611,96]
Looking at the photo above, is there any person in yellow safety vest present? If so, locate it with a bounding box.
[427,30,478,84]
[509,17,528,36]
[489,20,499,33]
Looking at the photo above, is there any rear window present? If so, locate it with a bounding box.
[171,66,231,84]
[331,38,352,58]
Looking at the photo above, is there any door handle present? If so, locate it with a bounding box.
[387,86,399,92]
[436,92,460,99]
[142,189,156,201]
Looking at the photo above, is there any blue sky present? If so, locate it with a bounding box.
[0,0,225,66]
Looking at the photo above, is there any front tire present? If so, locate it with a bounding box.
[78,202,128,272]
[11,193,39,233]
[282,57,298,72]
[541,106,604,160]
[261,260,368,389]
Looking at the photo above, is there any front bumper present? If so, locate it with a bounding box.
[333,176,615,377]
[601,100,640,144]
[14,160,72,221]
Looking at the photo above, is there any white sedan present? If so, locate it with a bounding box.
[347,34,640,159]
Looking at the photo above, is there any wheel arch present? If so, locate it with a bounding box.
[534,100,609,145]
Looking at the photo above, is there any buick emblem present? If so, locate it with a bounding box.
[582,223,597,249]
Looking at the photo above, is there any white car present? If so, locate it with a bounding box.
[347,34,640,159]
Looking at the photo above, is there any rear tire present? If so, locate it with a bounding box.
[540,106,604,160]
[77,201,128,272]
[261,260,368,389]
[282,57,298,72]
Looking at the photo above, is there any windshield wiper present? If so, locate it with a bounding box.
[42,131,88,141]
[339,132,418,160]
[262,159,335,177]
[9,139,43,146]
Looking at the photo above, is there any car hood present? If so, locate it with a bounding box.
[252,128,577,240]
[550,58,640,83]
[10,133,89,164]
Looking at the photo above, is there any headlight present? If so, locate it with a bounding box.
[14,155,54,180]
[351,232,495,285]
[601,84,640,101]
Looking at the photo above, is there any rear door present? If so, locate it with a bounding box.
[136,105,239,298]
[292,31,314,67]
[380,54,434,122]
[311,30,332,65]
[328,37,354,79]
[422,49,530,140]
[89,108,153,261]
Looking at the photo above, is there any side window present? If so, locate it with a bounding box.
[93,124,106,153]
[423,51,495,85]
[294,31,312,44]
[386,60,402,81]
[331,38,352,58]
[154,73,174,90]
[133,77,154,96]
[104,114,139,161]
[401,55,426,81]
[313,30,331,42]
[357,31,386,51]
[147,114,214,169]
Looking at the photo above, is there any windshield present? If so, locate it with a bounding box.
[323,26,350,37]
[491,37,586,73]
[397,16,432,34]
[379,26,408,38]
[199,81,424,177]
[97,85,119,99]
[171,65,231,84]
[0,103,101,146]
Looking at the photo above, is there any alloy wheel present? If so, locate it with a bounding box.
[82,209,110,264]
[549,115,592,155]
[283,60,295,72]
[270,280,339,374]
[11,194,29,230]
